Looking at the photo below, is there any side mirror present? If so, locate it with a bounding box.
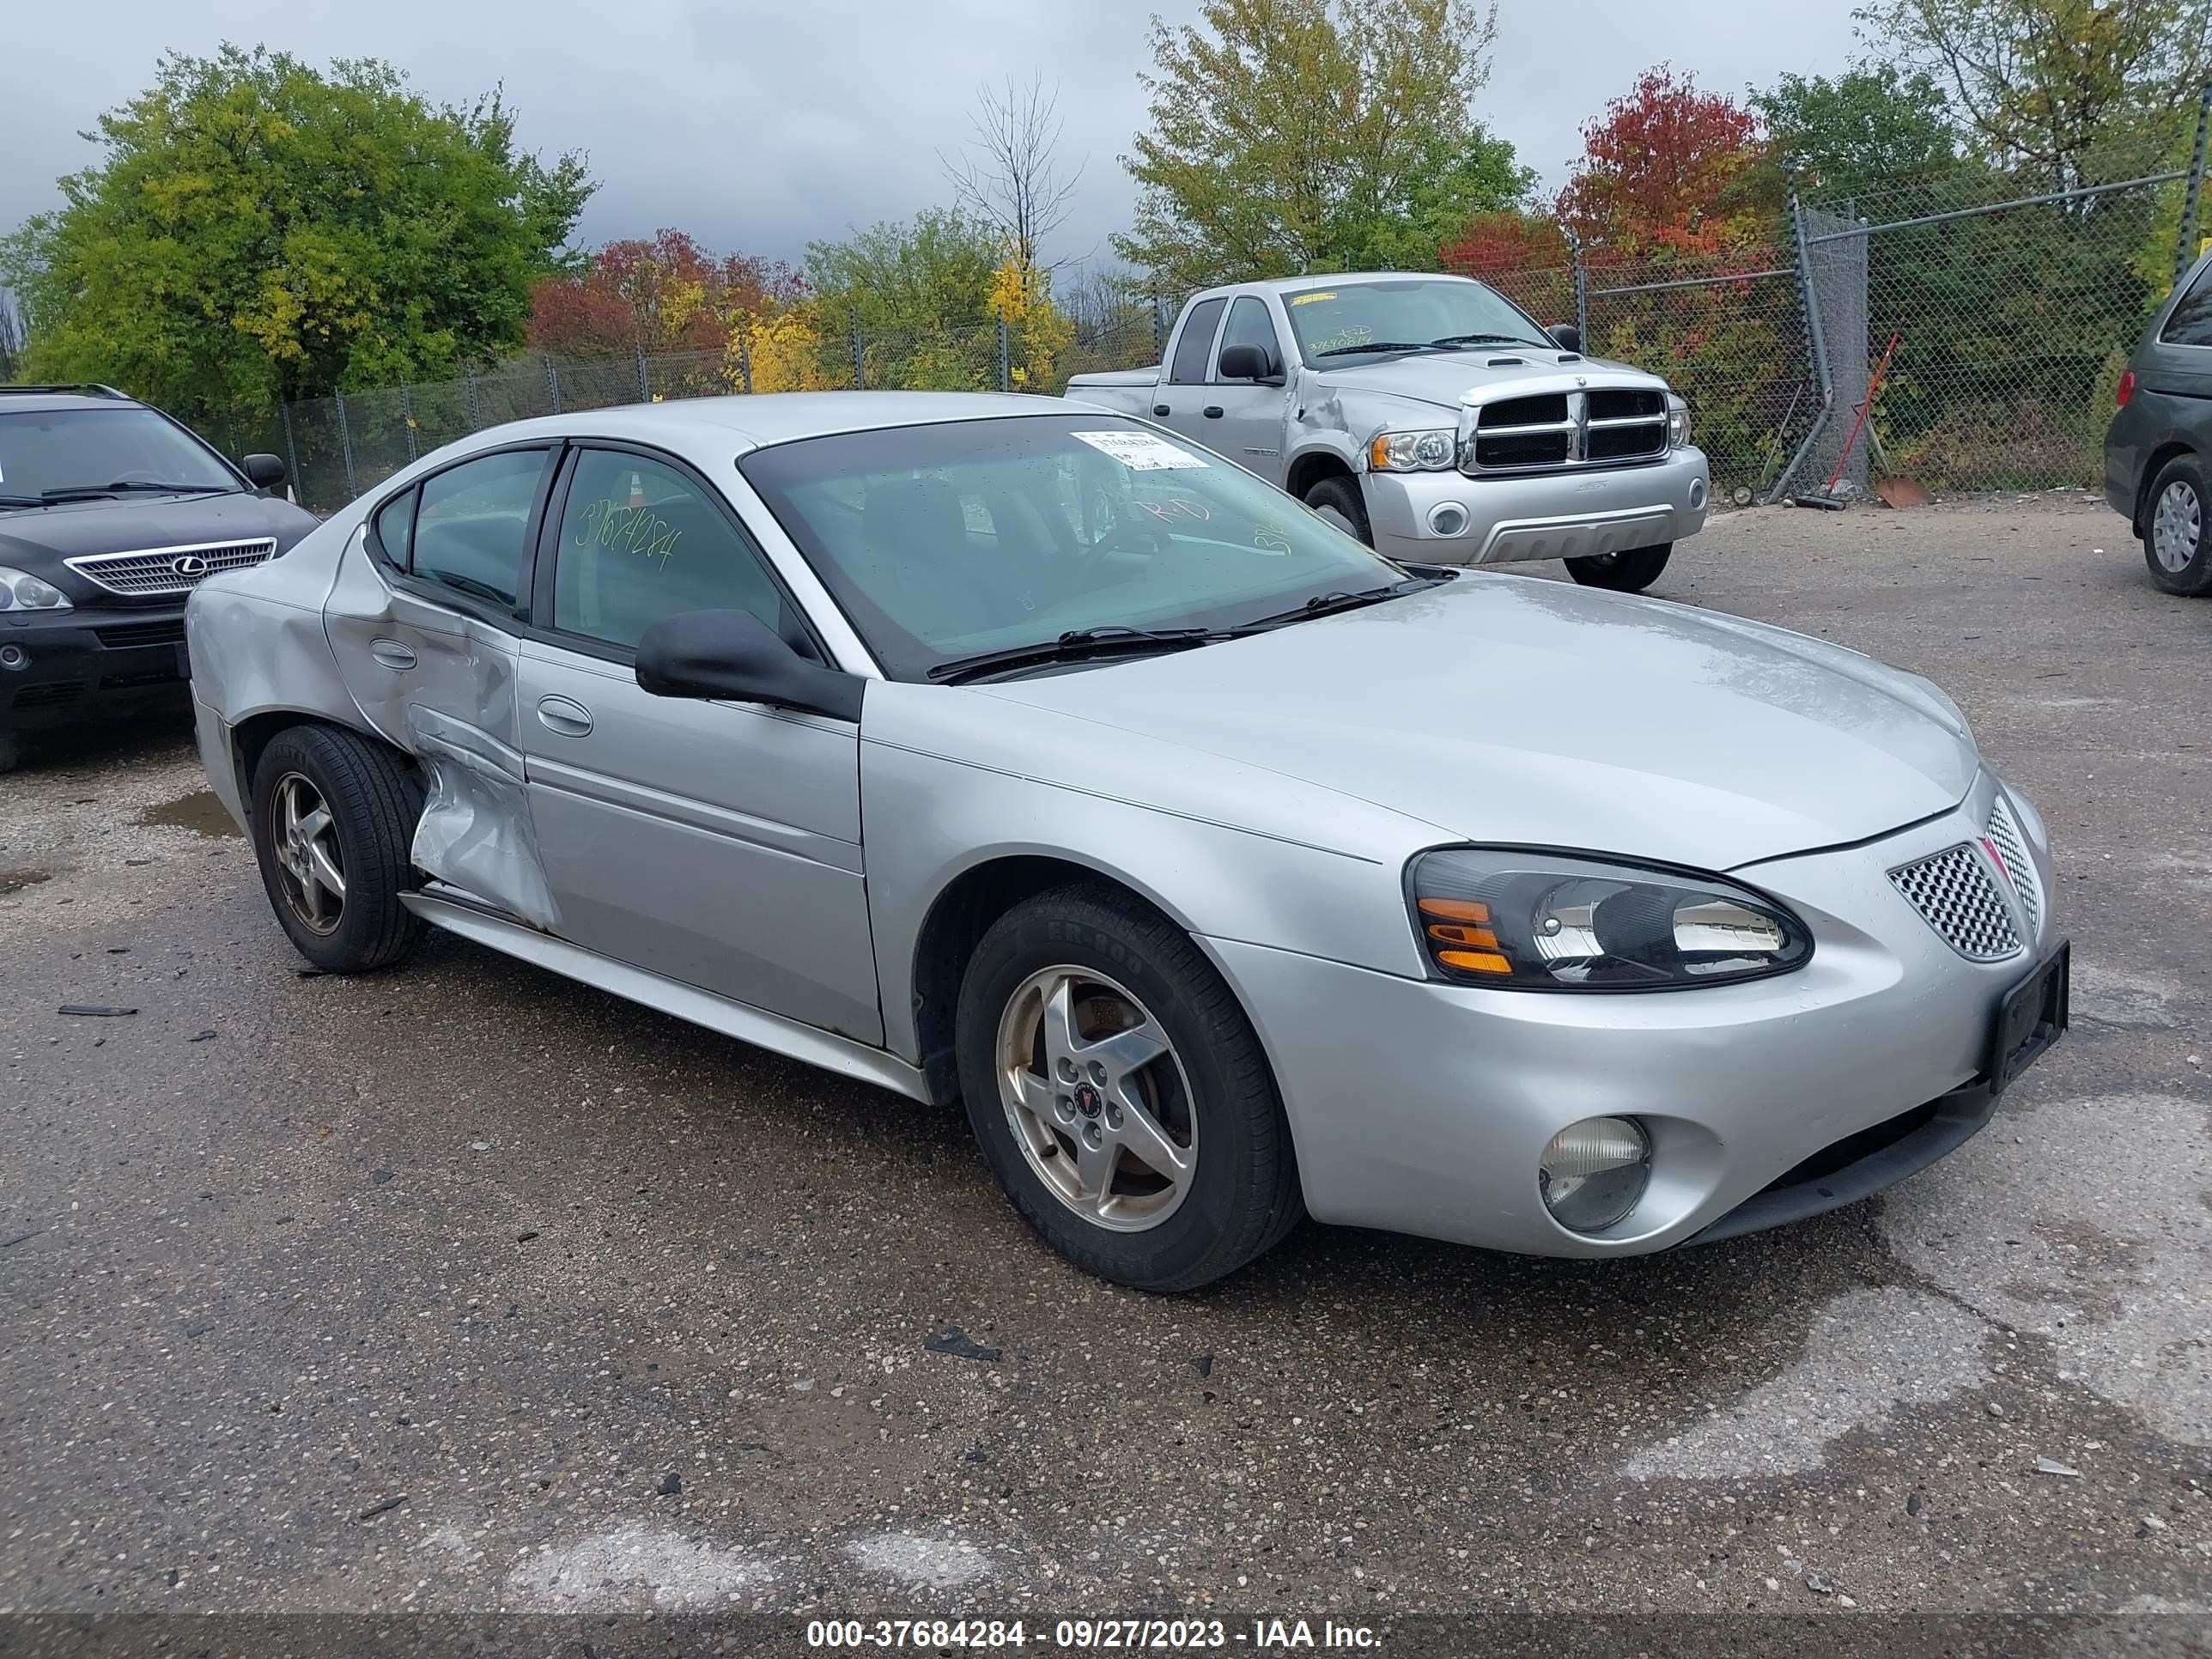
[240,453,287,489]
[1547,324,1583,355]
[635,608,864,722]
[1217,343,1283,385]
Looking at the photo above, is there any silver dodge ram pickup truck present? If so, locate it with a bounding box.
[1067,272,1710,592]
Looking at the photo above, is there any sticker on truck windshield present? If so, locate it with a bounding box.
[1290,291,1337,306]
[1073,429,1210,471]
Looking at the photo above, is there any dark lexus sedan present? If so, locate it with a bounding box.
[2103,247,2212,595]
[0,385,320,770]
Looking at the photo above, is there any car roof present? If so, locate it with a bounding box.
[1193,272,1488,307]
[461,391,1118,457]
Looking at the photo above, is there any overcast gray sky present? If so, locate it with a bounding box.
[3,0,1863,277]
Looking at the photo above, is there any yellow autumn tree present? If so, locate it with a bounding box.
[987,252,1075,390]
[729,299,846,392]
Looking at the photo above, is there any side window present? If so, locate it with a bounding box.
[1215,296,1280,380]
[551,448,791,653]
[1168,298,1227,385]
[412,448,550,611]
[2164,263,2212,346]
[370,488,416,569]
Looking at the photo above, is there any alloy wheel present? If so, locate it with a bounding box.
[2153,479,2201,574]
[995,965,1196,1231]
[270,771,346,935]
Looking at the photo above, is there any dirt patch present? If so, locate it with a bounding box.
[0,867,52,896]
[137,789,240,838]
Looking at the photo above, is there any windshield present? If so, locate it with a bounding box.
[0,407,240,500]
[740,415,1407,681]
[1282,277,1552,362]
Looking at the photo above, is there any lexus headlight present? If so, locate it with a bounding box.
[1369,428,1459,471]
[0,565,71,612]
[1408,848,1812,991]
[1666,394,1691,450]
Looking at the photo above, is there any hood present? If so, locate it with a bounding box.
[0,491,320,606]
[975,576,1978,872]
[1314,351,1669,413]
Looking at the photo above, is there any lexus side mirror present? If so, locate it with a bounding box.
[1217,343,1283,384]
[635,608,864,722]
[1547,324,1583,355]
[241,453,287,489]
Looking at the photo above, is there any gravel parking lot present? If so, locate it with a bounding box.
[2,497,2207,1644]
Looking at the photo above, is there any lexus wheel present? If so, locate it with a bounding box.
[956,884,1304,1291]
[250,724,427,974]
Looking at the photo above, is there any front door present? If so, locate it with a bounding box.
[1204,295,1291,484]
[514,443,881,1043]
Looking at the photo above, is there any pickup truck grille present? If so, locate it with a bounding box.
[1466,386,1668,474]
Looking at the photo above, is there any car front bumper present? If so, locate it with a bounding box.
[1364,447,1711,567]
[1201,775,2058,1258]
[0,604,192,731]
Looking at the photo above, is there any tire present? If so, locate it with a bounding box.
[954,882,1304,1291]
[0,731,19,775]
[2142,456,2212,595]
[249,723,427,974]
[1304,475,1374,545]
[1565,543,1671,592]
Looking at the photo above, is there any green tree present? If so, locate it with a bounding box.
[1114,0,1522,292]
[1752,64,1963,208]
[0,45,592,416]
[1855,0,2212,185]
[805,210,1003,388]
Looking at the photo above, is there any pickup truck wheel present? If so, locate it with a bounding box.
[2143,457,2212,594]
[1303,477,1373,546]
[955,882,1304,1292]
[1565,544,1671,592]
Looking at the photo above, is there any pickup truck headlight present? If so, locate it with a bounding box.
[1369,428,1460,471]
[1667,395,1691,450]
[0,566,71,612]
[1407,848,1812,991]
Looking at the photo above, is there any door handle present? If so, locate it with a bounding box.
[1152,404,1170,416]
[1202,405,1224,418]
[368,638,416,670]
[536,695,593,737]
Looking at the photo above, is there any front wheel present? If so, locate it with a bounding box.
[1303,476,1374,545]
[955,884,1304,1291]
[2142,456,2212,595]
[1565,543,1671,592]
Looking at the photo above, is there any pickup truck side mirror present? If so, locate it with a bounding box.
[635,608,864,722]
[1547,324,1583,354]
[1217,343,1285,386]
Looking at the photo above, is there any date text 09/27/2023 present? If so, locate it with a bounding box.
[804,1617,1382,1649]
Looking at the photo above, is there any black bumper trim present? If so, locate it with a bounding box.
[1680,1080,1998,1248]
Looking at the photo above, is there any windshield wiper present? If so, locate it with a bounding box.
[0,493,50,508]
[1428,332,1545,349]
[927,625,1230,684]
[1310,341,1442,359]
[43,480,233,499]
[1235,577,1445,632]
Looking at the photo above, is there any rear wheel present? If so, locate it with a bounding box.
[2143,456,2212,595]
[1565,543,1671,592]
[955,884,1303,1291]
[250,724,426,974]
[1303,476,1373,545]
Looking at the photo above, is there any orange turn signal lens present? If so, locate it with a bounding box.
[1436,948,1512,975]
[1418,897,1492,923]
[1427,923,1499,948]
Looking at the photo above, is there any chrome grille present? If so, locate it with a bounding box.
[64,538,276,598]
[1983,796,2042,937]
[1464,386,1668,474]
[1887,844,2023,961]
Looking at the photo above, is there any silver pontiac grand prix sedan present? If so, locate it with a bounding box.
[185,393,2069,1291]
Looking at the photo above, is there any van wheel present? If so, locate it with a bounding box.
[955,883,1304,1291]
[1565,544,1671,592]
[1304,477,1373,545]
[249,724,426,974]
[2143,456,2212,594]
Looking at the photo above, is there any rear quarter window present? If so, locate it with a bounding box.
[2162,263,2212,346]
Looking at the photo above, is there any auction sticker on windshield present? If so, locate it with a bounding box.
[1073,430,1209,471]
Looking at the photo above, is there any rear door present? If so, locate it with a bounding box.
[1150,296,1228,440]
[513,442,880,1042]
[1203,295,1292,483]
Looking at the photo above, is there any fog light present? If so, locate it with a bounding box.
[1539,1115,1651,1232]
[0,644,26,671]
[1428,501,1470,538]
[1689,477,1708,510]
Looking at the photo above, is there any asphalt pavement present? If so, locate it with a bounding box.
[1,495,2206,1643]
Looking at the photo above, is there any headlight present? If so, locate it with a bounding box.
[0,565,71,612]
[1666,394,1691,450]
[1369,428,1459,471]
[1407,848,1813,991]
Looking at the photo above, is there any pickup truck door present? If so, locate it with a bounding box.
[1149,295,1227,434]
[1199,295,1294,485]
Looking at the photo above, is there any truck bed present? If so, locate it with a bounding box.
[1064,367,1160,417]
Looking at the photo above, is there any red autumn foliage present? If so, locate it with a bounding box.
[1437,210,1573,277]
[527,228,805,356]
[1554,66,1778,262]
